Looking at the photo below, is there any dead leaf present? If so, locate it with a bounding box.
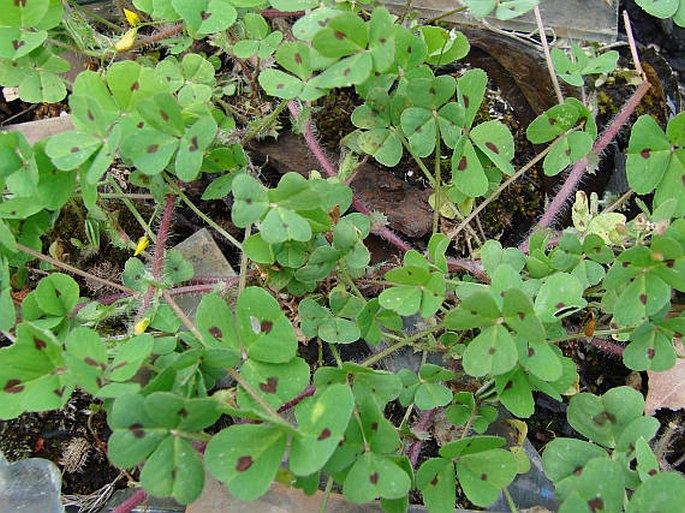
[645,340,685,416]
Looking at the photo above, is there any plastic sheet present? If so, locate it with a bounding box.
[378,0,618,42]
[0,450,64,513]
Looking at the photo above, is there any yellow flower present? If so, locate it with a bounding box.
[124,8,141,27]
[134,235,149,256]
[134,317,150,335]
[115,27,138,51]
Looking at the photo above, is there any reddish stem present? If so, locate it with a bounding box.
[407,408,436,468]
[534,80,651,232]
[260,9,305,18]
[111,489,148,513]
[586,337,624,357]
[287,101,414,254]
[139,194,176,317]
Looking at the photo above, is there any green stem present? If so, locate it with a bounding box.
[425,5,468,24]
[548,328,629,344]
[318,476,333,513]
[433,112,442,235]
[360,325,443,368]
[503,487,518,513]
[397,131,436,187]
[66,0,122,31]
[241,99,289,145]
[164,175,243,250]
[107,177,157,242]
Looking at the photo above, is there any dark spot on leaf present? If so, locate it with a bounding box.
[555,302,565,309]
[259,376,278,394]
[12,40,25,50]
[84,357,99,367]
[374,71,381,76]
[457,156,467,171]
[640,294,647,305]
[371,422,378,431]
[294,53,302,64]
[130,81,140,91]
[54,387,65,398]
[666,259,675,268]
[343,68,351,76]
[573,466,583,476]
[129,423,145,438]
[647,348,655,360]
[503,380,513,391]
[137,121,144,128]
[565,149,571,156]
[200,10,211,20]
[429,87,436,95]
[463,96,469,108]
[370,472,379,484]
[480,473,487,481]
[588,498,604,513]
[87,110,95,121]
[236,455,253,472]
[34,336,47,350]
[147,144,159,154]
[528,347,535,357]
[160,110,169,121]
[517,312,525,320]
[178,408,188,417]
[318,428,331,440]
[379,38,387,43]
[4,379,24,393]
[276,83,284,89]
[640,148,651,159]
[55,289,61,298]
[622,261,630,268]
[261,320,273,334]
[318,20,327,27]
[209,326,222,338]
[485,142,499,154]
[189,136,199,152]
[592,411,617,426]
[70,147,80,153]
[334,31,345,40]
[112,361,127,371]
[245,198,253,205]
[407,46,412,54]
[488,347,496,355]
[96,377,104,388]
[648,469,657,476]
[430,475,439,486]
[548,117,556,125]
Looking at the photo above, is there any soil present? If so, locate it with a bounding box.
[1,0,685,509]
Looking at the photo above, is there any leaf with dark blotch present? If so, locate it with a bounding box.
[205,423,287,501]
[290,384,354,475]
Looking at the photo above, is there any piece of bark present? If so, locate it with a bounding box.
[249,132,433,238]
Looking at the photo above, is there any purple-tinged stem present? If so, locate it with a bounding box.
[407,408,437,468]
[139,194,176,317]
[587,337,624,357]
[535,80,651,231]
[287,101,414,254]
[111,489,148,513]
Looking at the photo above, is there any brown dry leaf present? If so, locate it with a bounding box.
[645,340,685,416]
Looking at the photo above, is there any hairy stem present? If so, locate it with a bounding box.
[16,243,135,295]
[287,100,415,254]
[407,408,436,468]
[533,79,651,233]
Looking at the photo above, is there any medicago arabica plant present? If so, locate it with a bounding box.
[0,0,685,511]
